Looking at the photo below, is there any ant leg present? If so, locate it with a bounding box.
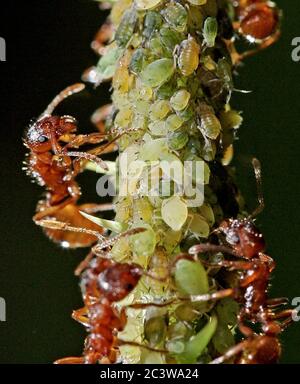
[189,243,238,258]
[258,253,276,272]
[210,340,248,364]
[126,299,177,310]
[63,133,108,149]
[33,196,77,222]
[74,251,94,276]
[92,227,147,254]
[54,356,84,364]
[72,307,89,326]
[238,31,281,63]
[79,203,114,214]
[266,297,289,308]
[269,309,296,321]
[190,288,234,303]
[117,339,168,354]
[60,151,108,171]
[34,219,105,240]
[238,309,255,338]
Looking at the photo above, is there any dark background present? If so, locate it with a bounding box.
[0,0,299,363]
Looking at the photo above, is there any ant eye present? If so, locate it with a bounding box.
[38,135,48,143]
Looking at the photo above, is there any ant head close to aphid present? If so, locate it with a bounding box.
[219,218,266,259]
[24,83,85,153]
[97,263,142,302]
[24,115,78,153]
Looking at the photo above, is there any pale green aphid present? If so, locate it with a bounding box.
[129,224,157,259]
[135,0,163,11]
[143,11,163,40]
[115,9,137,47]
[170,89,191,111]
[96,46,123,82]
[140,58,175,88]
[144,316,167,346]
[176,315,218,363]
[167,130,189,151]
[161,195,188,231]
[161,1,188,32]
[174,258,209,296]
[203,16,218,47]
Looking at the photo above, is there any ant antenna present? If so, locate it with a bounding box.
[40,83,85,117]
[249,157,265,219]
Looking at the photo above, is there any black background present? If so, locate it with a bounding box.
[0,0,299,363]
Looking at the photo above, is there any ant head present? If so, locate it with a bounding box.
[239,2,280,41]
[24,115,77,153]
[219,218,265,259]
[97,263,142,302]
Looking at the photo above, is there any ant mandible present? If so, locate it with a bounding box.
[24,84,117,248]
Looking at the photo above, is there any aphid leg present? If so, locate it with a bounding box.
[266,297,289,308]
[74,251,94,276]
[54,356,84,364]
[34,219,105,240]
[209,340,248,364]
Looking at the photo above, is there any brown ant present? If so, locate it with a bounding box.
[188,158,295,363]
[23,84,118,248]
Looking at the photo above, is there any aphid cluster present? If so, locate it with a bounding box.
[24,0,293,364]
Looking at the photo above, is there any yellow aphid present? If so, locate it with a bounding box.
[178,36,201,76]
[221,144,234,166]
[150,100,171,120]
[113,52,133,93]
[198,102,221,140]
[111,0,133,26]
[170,89,191,111]
[135,0,163,11]
[115,108,133,128]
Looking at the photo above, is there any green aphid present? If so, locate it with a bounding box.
[174,258,209,296]
[160,26,184,53]
[140,58,175,88]
[144,316,167,346]
[143,11,163,40]
[115,8,137,47]
[129,48,146,75]
[96,46,123,82]
[161,1,188,32]
[167,129,189,151]
[203,16,218,47]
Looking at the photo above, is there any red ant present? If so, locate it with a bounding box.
[230,0,281,62]
[24,84,118,248]
[52,228,166,364]
[188,159,295,363]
